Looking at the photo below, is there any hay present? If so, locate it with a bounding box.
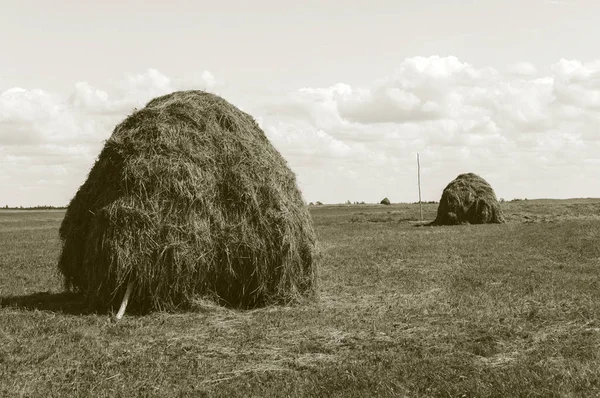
[432,173,505,225]
[380,198,391,205]
[58,90,318,311]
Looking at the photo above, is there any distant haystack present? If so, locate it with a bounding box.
[380,197,391,205]
[316,201,323,206]
[433,173,505,225]
[58,90,318,311]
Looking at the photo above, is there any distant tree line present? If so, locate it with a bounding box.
[2,205,67,210]
[306,198,528,206]
[307,201,439,206]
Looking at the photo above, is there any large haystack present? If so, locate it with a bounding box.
[58,90,317,311]
[432,173,505,225]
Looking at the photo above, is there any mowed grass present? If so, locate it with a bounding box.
[1,201,599,397]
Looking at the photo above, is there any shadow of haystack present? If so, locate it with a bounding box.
[0,291,93,315]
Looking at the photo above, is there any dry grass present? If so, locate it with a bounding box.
[1,199,600,397]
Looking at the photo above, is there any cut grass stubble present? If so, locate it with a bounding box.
[1,201,600,396]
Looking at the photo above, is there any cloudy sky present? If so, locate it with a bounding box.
[1,0,599,206]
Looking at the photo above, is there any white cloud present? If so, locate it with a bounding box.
[2,57,600,207]
[69,82,111,112]
[1,88,64,124]
[252,56,600,203]
[551,59,600,110]
[507,62,538,77]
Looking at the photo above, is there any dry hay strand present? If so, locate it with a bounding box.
[432,173,505,225]
[58,90,318,312]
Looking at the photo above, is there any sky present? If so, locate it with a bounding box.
[1,0,600,206]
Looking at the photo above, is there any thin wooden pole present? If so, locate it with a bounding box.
[417,153,423,222]
[115,282,133,321]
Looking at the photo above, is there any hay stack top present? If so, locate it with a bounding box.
[58,90,317,311]
[433,173,505,225]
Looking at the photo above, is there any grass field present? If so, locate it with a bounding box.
[1,200,599,397]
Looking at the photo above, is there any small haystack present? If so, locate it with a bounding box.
[432,173,505,225]
[58,90,318,311]
[380,197,391,205]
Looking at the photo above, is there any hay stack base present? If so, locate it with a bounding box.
[58,90,317,312]
[432,173,505,225]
